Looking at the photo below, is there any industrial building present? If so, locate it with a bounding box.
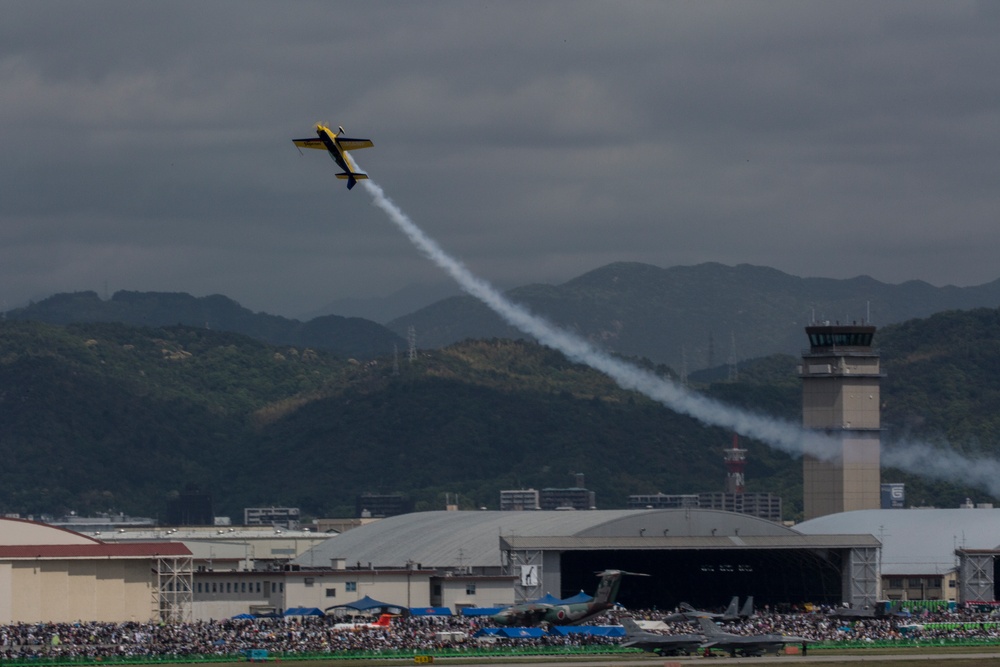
[500,489,540,511]
[797,507,1000,603]
[244,507,301,529]
[0,517,192,623]
[500,474,597,511]
[286,509,879,614]
[626,492,781,521]
[15,504,1000,622]
[100,525,328,571]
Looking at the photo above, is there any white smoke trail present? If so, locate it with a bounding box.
[359,178,1000,498]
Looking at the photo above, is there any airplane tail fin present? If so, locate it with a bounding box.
[591,569,648,608]
[697,616,725,637]
[337,172,369,190]
[722,596,739,619]
[591,570,624,607]
[620,617,644,637]
[739,596,754,618]
[372,613,393,627]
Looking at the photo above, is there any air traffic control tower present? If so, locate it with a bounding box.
[800,323,883,520]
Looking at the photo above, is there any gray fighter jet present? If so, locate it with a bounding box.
[620,617,705,657]
[697,616,813,657]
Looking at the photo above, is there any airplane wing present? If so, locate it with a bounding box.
[338,138,374,151]
[518,605,552,625]
[494,602,551,626]
[292,138,326,150]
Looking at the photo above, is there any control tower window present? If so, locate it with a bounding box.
[808,332,874,347]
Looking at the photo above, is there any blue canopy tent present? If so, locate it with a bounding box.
[549,625,624,637]
[472,627,546,638]
[325,595,407,616]
[531,593,561,605]
[231,613,256,620]
[500,627,546,638]
[473,628,501,637]
[284,607,325,617]
[347,595,392,611]
[409,606,452,616]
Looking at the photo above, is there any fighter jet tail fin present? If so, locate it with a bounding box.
[620,617,644,637]
[697,616,726,637]
[722,596,739,620]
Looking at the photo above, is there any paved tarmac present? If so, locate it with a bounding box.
[431,650,1000,666]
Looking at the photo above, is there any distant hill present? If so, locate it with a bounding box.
[300,281,463,323]
[387,262,1000,370]
[1,307,999,522]
[5,290,404,361]
[0,321,757,520]
[13,263,1000,372]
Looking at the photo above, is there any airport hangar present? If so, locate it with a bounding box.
[0,517,192,624]
[797,507,1000,604]
[290,508,879,612]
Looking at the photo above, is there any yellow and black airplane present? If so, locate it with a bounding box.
[293,123,374,190]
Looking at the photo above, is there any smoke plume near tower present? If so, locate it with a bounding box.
[358,177,1000,499]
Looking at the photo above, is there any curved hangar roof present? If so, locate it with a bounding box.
[797,508,1000,576]
[294,509,871,570]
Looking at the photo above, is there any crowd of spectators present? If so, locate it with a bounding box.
[3,604,1000,660]
[609,603,1000,644]
[1,615,481,660]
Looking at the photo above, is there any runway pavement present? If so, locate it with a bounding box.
[429,650,1000,666]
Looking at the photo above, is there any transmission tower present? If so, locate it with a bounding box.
[392,344,400,375]
[727,331,739,381]
[407,326,417,362]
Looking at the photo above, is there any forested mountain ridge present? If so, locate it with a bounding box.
[1,306,998,522]
[388,262,1000,369]
[879,308,1000,449]
[5,290,404,362]
[10,263,1000,374]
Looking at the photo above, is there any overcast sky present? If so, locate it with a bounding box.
[3,2,999,318]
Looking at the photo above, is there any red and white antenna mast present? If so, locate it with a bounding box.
[724,433,747,494]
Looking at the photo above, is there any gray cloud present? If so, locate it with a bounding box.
[2,1,999,316]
